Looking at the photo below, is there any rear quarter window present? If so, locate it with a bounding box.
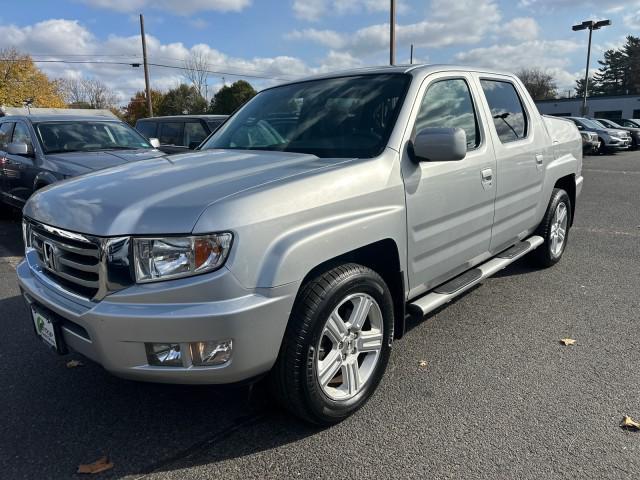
[480,80,528,143]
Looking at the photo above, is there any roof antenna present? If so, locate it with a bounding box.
[22,98,33,114]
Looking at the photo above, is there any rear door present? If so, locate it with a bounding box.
[475,75,548,252]
[402,73,497,296]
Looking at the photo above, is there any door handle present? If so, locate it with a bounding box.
[535,154,544,168]
[481,168,493,190]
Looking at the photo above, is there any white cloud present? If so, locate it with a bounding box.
[455,39,582,90]
[81,0,251,15]
[624,9,640,29]
[289,0,501,57]
[503,17,539,42]
[0,19,310,105]
[292,0,407,22]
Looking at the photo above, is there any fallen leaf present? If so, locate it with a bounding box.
[419,360,428,368]
[560,338,576,346]
[620,416,640,431]
[77,456,113,474]
[66,360,84,368]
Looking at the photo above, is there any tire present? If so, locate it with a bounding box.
[531,188,571,268]
[598,138,607,155]
[270,263,394,425]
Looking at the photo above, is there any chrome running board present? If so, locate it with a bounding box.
[409,235,544,317]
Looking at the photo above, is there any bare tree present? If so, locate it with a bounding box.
[184,49,209,100]
[516,68,558,101]
[57,77,119,108]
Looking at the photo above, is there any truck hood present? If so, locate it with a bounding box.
[44,149,166,176]
[25,149,349,236]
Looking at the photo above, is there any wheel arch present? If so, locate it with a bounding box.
[296,239,407,340]
[553,174,576,226]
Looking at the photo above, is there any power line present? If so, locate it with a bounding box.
[6,57,294,81]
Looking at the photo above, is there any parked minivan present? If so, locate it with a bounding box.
[135,115,228,154]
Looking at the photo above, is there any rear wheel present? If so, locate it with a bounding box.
[270,263,394,425]
[531,188,571,268]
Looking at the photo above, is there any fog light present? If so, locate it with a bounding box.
[146,343,182,367]
[190,340,232,366]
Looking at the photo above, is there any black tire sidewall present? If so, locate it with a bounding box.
[536,189,571,267]
[302,269,394,423]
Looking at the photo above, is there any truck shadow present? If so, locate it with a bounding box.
[0,293,320,479]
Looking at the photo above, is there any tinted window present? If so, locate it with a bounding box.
[623,119,640,128]
[202,74,411,158]
[415,78,479,150]
[12,123,33,147]
[0,122,14,149]
[136,121,157,138]
[633,110,640,118]
[594,110,622,120]
[480,80,527,143]
[206,120,224,132]
[159,122,184,145]
[184,121,208,147]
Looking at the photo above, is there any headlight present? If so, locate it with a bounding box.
[133,233,233,283]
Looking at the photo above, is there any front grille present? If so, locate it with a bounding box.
[29,223,101,299]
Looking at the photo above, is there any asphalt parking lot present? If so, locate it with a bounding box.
[1,150,639,479]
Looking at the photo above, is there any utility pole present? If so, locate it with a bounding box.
[572,19,611,116]
[410,44,414,65]
[139,14,153,117]
[389,0,396,65]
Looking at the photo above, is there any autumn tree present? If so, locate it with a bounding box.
[516,68,557,101]
[0,47,65,107]
[157,84,207,116]
[123,89,165,124]
[209,80,257,114]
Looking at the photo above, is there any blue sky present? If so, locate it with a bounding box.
[2,0,639,103]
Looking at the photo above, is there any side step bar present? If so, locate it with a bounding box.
[409,235,544,317]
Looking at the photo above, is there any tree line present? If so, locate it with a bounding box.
[0,47,257,124]
[575,35,640,97]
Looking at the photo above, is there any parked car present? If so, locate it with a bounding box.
[0,114,165,211]
[580,130,600,155]
[135,115,228,154]
[566,117,631,153]
[620,119,640,128]
[595,118,640,149]
[18,65,582,425]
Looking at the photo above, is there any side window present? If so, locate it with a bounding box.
[0,122,14,149]
[158,122,184,146]
[12,122,33,148]
[184,121,208,147]
[415,78,480,150]
[136,121,157,139]
[480,80,528,143]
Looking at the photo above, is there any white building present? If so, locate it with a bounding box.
[536,95,640,120]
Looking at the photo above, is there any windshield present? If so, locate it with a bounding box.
[600,119,622,128]
[577,118,603,129]
[36,121,152,154]
[201,74,411,158]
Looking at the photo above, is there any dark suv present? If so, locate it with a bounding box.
[0,114,165,210]
[135,115,228,154]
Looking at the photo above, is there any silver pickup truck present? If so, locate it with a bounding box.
[17,65,582,425]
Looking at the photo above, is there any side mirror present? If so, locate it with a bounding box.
[149,138,161,148]
[411,127,467,162]
[576,125,584,130]
[7,142,33,156]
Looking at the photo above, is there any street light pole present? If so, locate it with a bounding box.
[389,0,396,65]
[572,19,611,116]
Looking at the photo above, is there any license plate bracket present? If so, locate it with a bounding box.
[31,307,67,355]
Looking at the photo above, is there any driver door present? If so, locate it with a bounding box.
[401,73,497,297]
[4,121,38,205]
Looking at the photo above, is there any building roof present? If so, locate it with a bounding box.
[537,94,640,104]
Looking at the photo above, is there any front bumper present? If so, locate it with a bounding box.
[604,137,631,150]
[17,251,297,384]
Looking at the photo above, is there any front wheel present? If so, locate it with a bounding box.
[531,188,571,268]
[270,264,394,425]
